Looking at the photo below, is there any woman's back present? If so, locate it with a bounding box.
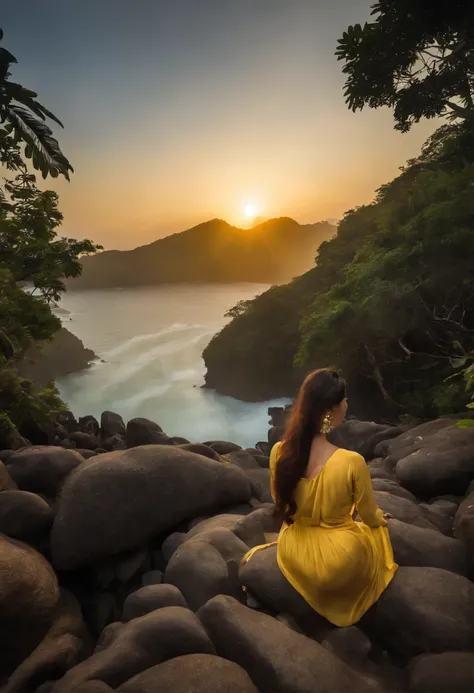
[268,441,397,626]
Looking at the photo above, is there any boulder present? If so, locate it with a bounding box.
[395,425,474,497]
[227,451,262,470]
[371,478,417,502]
[0,427,30,450]
[170,436,191,445]
[161,532,187,563]
[368,458,397,481]
[360,567,474,660]
[4,589,90,693]
[239,545,332,638]
[122,585,187,621]
[204,441,242,455]
[374,419,454,460]
[141,570,163,586]
[118,654,258,693]
[244,468,272,504]
[453,491,474,575]
[407,652,474,693]
[69,432,100,451]
[51,446,251,570]
[77,450,98,460]
[328,420,404,461]
[0,459,17,490]
[198,596,378,693]
[419,500,456,535]
[5,446,84,497]
[100,411,126,440]
[373,492,438,531]
[52,607,215,691]
[0,536,59,677]
[0,490,54,540]
[125,418,171,447]
[388,519,466,574]
[268,426,284,448]
[454,491,474,542]
[102,434,126,451]
[177,443,221,461]
[79,416,100,436]
[164,527,249,611]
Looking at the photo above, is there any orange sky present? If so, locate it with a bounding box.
[4,0,436,249]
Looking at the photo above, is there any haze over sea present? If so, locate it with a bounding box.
[56,284,290,447]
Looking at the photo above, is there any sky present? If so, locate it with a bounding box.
[2,0,436,249]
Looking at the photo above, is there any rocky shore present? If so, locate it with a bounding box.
[0,410,473,692]
[17,328,97,387]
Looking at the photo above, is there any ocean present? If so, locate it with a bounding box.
[56,284,290,448]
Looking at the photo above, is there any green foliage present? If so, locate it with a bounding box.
[336,1,474,131]
[0,28,73,183]
[225,300,252,319]
[0,27,101,435]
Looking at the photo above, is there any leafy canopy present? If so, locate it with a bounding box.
[337,0,474,131]
[0,28,73,185]
[0,28,100,440]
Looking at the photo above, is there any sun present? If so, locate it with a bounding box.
[243,203,258,220]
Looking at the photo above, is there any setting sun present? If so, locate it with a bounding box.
[243,203,258,220]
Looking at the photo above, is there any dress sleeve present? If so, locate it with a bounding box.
[352,453,386,528]
[269,441,282,503]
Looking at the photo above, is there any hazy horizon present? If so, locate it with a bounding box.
[3,0,436,250]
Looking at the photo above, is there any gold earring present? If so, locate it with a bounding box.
[320,412,333,435]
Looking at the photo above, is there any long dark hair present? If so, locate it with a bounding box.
[273,368,346,524]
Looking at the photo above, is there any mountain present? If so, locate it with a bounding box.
[67,218,336,290]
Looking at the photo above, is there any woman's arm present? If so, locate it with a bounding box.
[352,453,386,528]
[269,441,282,503]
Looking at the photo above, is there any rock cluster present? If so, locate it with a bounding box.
[0,413,473,692]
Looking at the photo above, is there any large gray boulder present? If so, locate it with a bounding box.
[407,652,474,693]
[119,654,258,693]
[52,607,215,691]
[51,446,252,570]
[373,492,439,531]
[360,567,474,660]
[328,420,404,461]
[5,446,84,497]
[125,419,171,447]
[239,545,332,639]
[0,536,59,677]
[100,411,126,440]
[453,491,474,575]
[0,490,53,540]
[198,596,380,693]
[0,460,17,490]
[388,519,466,574]
[122,585,187,622]
[4,589,90,693]
[164,526,249,611]
[394,425,474,497]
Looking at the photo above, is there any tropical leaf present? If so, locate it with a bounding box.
[6,105,73,179]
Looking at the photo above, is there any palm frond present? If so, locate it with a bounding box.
[6,105,73,180]
[5,82,64,127]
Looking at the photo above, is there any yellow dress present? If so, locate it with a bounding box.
[244,443,398,627]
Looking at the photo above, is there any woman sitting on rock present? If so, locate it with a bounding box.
[244,368,397,626]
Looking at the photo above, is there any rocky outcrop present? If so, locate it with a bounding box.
[17,327,96,386]
[0,412,473,692]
